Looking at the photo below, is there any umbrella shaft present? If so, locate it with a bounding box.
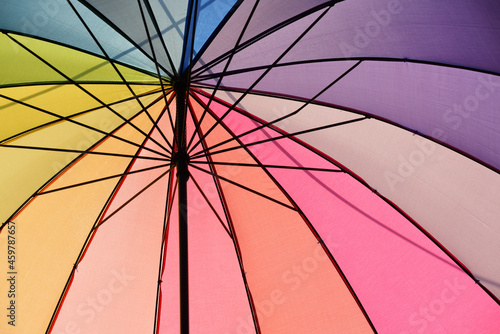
[175,81,189,333]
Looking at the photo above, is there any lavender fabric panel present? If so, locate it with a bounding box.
[322,61,500,169]
[281,0,500,73]
[201,60,357,99]
[193,0,331,72]
[193,12,322,77]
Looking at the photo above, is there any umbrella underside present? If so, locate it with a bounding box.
[0,0,500,333]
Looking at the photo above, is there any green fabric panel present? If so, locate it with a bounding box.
[0,34,67,87]
[10,34,159,84]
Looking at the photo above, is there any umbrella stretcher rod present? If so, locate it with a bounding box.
[175,80,189,333]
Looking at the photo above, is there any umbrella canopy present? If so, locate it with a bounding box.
[1,0,500,333]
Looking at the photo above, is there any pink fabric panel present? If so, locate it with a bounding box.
[187,166,256,334]
[206,94,500,333]
[158,189,180,334]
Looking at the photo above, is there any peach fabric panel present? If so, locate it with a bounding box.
[51,110,172,333]
[191,96,373,333]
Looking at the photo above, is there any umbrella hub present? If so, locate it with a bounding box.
[172,150,190,177]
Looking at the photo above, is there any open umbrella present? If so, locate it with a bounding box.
[1,0,499,333]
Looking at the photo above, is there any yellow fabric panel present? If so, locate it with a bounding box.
[0,97,57,142]
[0,113,158,334]
[81,84,162,106]
[0,88,163,150]
[0,85,102,116]
[114,63,162,83]
[11,34,159,84]
[0,34,67,87]
[0,84,162,124]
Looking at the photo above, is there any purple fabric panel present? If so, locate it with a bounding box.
[281,0,500,73]
[193,0,330,72]
[321,61,500,169]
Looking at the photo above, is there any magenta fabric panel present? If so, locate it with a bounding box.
[200,93,500,333]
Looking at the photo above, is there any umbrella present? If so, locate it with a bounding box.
[1,0,499,333]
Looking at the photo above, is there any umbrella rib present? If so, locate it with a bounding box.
[189,59,362,158]
[185,0,262,152]
[0,80,161,89]
[0,93,171,159]
[191,116,366,161]
[44,119,163,333]
[189,160,343,172]
[179,0,198,72]
[68,0,174,152]
[93,166,173,230]
[70,1,174,78]
[5,33,173,155]
[0,144,170,161]
[137,0,179,148]
[141,0,179,78]
[36,163,171,196]
[191,0,345,78]
[187,0,243,70]
[193,56,500,82]
[188,170,232,237]
[187,7,335,155]
[154,171,177,334]
[189,163,296,211]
